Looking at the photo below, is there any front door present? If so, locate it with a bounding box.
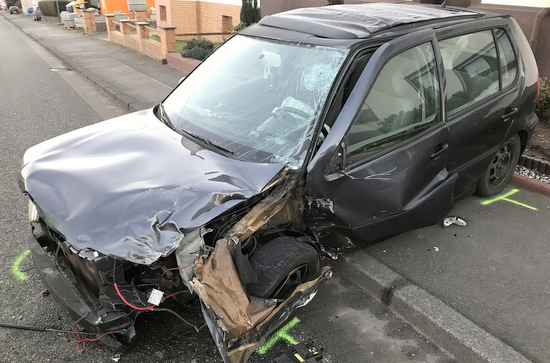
[306,30,456,250]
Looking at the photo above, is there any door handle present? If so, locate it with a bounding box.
[431,143,448,160]
[501,107,518,120]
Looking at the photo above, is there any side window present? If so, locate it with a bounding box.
[495,29,517,89]
[439,31,499,115]
[346,42,440,165]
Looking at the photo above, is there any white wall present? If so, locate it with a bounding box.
[481,0,550,7]
[20,0,37,11]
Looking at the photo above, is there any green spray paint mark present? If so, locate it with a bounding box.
[481,189,537,211]
[12,249,31,281]
[257,317,300,354]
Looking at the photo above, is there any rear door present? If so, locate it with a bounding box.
[306,30,457,250]
[437,20,522,198]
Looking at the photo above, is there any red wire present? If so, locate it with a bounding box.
[73,329,123,353]
[69,313,121,353]
[160,258,198,283]
[165,291,183,299]
[114,283,155,310]
[114,283,184,310]
[68,285,185,352]
[161,267,182,279]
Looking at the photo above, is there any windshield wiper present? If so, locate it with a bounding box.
[181,129,234,155]
[157,103,175,131]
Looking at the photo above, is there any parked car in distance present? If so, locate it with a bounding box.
[33,6,41,20]
[19,3,538,362]
[9,5,19,14]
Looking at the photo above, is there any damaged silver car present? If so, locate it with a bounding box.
[20,3,538,362]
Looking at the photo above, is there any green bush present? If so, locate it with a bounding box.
[536,76,550,123]
[233,22,247,33]
[181,38,215,61]
[327,0,344,4]
[38,0,70,16]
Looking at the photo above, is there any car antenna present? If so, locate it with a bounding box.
[441,0,447,8]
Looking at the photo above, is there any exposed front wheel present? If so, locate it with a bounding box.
[247,236,321,299]
[476,134,520,197]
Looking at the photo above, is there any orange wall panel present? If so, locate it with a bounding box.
[101,0,156,16]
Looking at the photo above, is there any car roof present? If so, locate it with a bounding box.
[255,3,498,40]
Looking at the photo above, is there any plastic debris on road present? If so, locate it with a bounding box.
[442,216,467,227]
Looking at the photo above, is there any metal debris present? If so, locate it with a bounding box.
[442,216,467,227]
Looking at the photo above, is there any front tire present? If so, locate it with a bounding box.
[476,134,520,197]
[247,236,321,299]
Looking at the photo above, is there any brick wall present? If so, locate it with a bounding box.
[155,0,172,26]
[106,16,173,60]
[196,1,240,34]
[169,0,198,34]
[157,0,240,41]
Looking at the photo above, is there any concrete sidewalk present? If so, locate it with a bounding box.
[2,12,185,112]
[4,11,549,363]
[357,188,550,363]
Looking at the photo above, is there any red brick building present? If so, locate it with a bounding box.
[155,0,241,41]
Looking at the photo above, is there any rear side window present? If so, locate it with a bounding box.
[346,42,440,164]
[495,29,517,89]
[439,30,499,115]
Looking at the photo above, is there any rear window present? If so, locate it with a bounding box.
[495,28,517,89]
[439,30,499,116]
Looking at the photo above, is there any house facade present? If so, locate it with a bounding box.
[155,0,241,41]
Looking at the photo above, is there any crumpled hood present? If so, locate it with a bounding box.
[22,109,285,264]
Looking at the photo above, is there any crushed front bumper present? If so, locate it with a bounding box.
[27,231,130,350]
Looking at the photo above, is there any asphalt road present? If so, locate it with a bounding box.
[0,14,454,363]
[366,189,550,362]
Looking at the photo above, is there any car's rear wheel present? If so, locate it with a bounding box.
[247,236,320,299]
[476,134,520,197]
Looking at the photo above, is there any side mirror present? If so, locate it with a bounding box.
[324,141,346,176]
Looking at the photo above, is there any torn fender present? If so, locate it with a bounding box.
[225,268,331,362]
[190,238,330,363]
[190,238,276,342]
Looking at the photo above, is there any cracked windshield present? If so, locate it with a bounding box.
[163,35,348,168]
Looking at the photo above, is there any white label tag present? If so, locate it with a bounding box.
[147,288,164,306]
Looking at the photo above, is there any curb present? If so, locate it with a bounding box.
[341,251,531,363]
[4,14,146,112]
[45,43,146,112]
[518,155,550,175]
[165,52,200,74]
[511,173,550,197]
